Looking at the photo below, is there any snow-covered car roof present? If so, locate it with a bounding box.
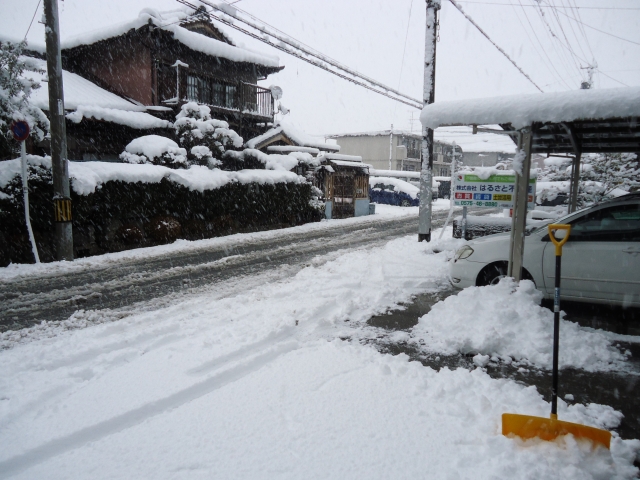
[369,176,421,199]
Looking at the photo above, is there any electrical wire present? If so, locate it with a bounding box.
[176,0,423,108]
[447,0,543,92]
[453,1,640,9]
[397,0,415,92]
[532,0,582,84]
[508,0,569,89]
[543,2,640,47]
[24,0,42,41]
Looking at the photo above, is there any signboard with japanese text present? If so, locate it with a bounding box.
[453,173,536,209]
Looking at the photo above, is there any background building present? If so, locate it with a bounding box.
[329,126,519,176]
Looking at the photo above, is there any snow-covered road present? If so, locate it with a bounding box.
[1,206,638,479]
[1,204,455,330]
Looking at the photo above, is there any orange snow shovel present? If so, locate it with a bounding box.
[502,224,612,449]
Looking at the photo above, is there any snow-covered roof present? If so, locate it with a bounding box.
[246,122,340,152]
[369,168,420,180]
[267,146,320,155]
[23,57,144,112]
[328,128,515,154]
[420,87,640,130]
[21,57,170,129]
[67,106,171,129]
[435,126,516,154]
[321,153,362,162]
[328,159,368,170]
[62,9,280,69]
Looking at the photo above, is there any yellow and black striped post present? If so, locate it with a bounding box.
[53,198,72,223]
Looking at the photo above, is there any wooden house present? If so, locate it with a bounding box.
[61,8,283,142]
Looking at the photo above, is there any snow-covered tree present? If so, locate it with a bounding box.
[120,135,188,168]
[580,152,640,203]
[0,41,49,149]
[537,153,639,206]
[174,102,243,168]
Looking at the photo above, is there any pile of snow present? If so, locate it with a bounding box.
[120,135,188,166]
[224,148,311,171]
[0,156,305,197]
[410,279,628,372]
[421,86,640,130]
[370,176,420,199]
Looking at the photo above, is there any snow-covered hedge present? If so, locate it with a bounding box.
[0,156,321,264]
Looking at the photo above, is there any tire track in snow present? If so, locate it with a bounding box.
[0,338,299,479]
[2,215,439,329]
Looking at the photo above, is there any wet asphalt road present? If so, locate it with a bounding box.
[368,291,640,442]
[1,210,460,331]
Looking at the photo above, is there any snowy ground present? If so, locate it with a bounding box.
[1,218,638,478]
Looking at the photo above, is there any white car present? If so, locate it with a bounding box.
[450,193,640,308]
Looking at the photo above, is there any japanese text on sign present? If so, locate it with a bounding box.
[453,173,536,209]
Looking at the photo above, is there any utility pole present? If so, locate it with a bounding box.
[388,124,393,170]
[418,0,440,242]
[44,0,73,261]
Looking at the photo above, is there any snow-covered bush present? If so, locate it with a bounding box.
[120,135,188,168]
[0,41,49,155]
[174,102,243,167]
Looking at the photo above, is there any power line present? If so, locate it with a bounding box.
[397,0,415,92]
[454,1,640,9]
[24,0,42,41]
[532,0,582,84]
[542,1,640,46]
[447,0,544,92]
[509,0,572,89]
[176,0,423,109]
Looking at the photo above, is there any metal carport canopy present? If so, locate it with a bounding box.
[420,86,640,153]
[419,86,640,282]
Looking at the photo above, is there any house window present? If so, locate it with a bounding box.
[187,74,237,109]
[400,136,421,159]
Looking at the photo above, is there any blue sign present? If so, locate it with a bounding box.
[10,121,30,142]
[473,193,492,201]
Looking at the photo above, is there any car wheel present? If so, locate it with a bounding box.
[477,262,508,286]
[476,262,535,287]
[401,199,411,207]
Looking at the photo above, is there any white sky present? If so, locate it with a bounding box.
[1,0,639,139]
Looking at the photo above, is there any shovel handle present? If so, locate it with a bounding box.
[548,224,571,256]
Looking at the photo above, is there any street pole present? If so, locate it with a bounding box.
[44,0,73,261]
[388,124,393,170]
[418,0,439,242]
[21,141,40,263]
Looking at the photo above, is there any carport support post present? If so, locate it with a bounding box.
[507,129,533,281]
[44,0,73,261]
[418,0,440,242]
[569,153,581,213]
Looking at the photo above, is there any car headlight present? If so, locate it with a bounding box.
[454,245,474,262]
